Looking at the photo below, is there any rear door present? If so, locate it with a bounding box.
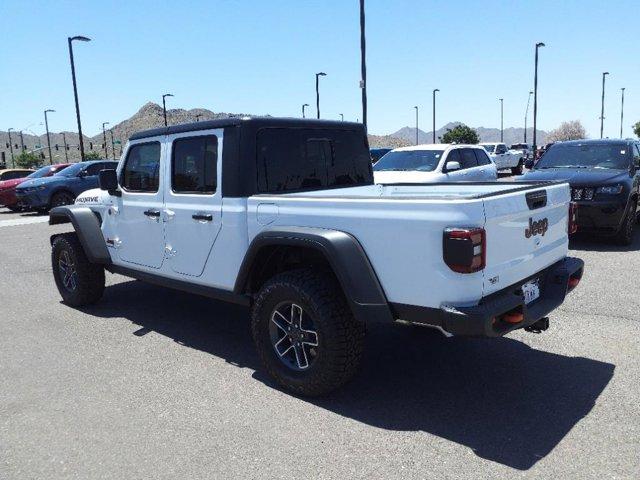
[459,148,486,181]
[482,183,570,296]
[473,149,497,180]
[163,130,223,277]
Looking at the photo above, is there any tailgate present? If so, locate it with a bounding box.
[482,183,570,296]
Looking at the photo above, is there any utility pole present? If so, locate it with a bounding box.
[7,128,15,166]
[68,35,91,161]
[315,72,326,119]
[62,132,69,161]
[44,109,55,164]
[414,106,419,145]
[162,93,174,126]
[600,71,609,138]
[359,0,367,130]
[109,130,116,160]
[620,87,625,138]
[432,89,439,143]
[524,91,533,143]
[102,122,110,157]
[532,42,545,161]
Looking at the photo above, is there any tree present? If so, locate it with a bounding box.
[633,121,640,139]
[84,151,102,160]
[439,124,480,144]
[546,120,587,143]
[14,151,42,169]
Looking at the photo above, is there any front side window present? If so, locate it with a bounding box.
[460,149,479,169]
[172,136,218,194]
[474,149,492,166]
[121,142,161,192]
[481,144,495,153]
[374,149,444,172]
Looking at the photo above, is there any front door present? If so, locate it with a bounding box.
[163,130,223,277]
[115,139,166,269]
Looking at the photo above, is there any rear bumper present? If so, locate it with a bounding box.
[0,189,17,207]
[574,199,627,235]
[390,257,584,337]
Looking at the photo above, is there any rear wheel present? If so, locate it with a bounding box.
[50,191,75,209]
[251,269,365,396]
[511,160,524,176]
[52,233,105,306]
[615,199,637,246]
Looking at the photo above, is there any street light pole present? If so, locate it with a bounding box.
[620,87,625,138]
[68,35,91,162]
[359,0,367,130]
[7,128,14,167]
[524,91,533,143]
[533,42,545,161]
[162,93,174,127]
[315,72,326,119]
[600,72,609,138]
[499,98,504,142]
[340,114,344,121]
[44,109,55,164]
[62,132,69,161]
[432,89,439,143]
[109,129,116,160]
[102,122,109,158]
[414,106,419,145]
[302,103,309,118]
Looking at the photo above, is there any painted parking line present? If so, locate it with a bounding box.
[0,216,49,228]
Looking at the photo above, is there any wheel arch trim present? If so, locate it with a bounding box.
[49,205,111,265]
[235,227,394,324]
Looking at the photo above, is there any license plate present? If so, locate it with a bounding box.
[522,279,540,304]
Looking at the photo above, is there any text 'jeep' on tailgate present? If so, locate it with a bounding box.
[48,118,584,395]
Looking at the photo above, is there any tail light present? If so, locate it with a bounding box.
[443,227,486,274]
[568,202,578,234]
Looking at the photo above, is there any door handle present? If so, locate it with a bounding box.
[192,213,213,222]
[143,209,161,218]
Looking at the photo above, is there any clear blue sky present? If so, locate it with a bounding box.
[1,0,638,138]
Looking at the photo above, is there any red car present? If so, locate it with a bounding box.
[0,164,71,211]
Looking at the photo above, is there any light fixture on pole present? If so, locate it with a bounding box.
[315,72,327,119]
[302,103,309,118]
[600,72,609,138]
[532,42,545,161]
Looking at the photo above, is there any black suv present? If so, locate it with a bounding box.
[523,139,640,244]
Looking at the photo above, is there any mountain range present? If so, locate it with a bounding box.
[0,105,547,165]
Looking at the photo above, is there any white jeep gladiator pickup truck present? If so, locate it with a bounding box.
[480,142,526,175]
[48,118,583,396]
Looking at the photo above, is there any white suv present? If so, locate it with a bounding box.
[373,144,497,184]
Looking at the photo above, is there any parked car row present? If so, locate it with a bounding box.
[0,160,118,213]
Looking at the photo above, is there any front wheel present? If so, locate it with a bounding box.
[52,233,105,306]
[251,269,365,396]
[50,191,76,209]
[511,160,524,176]
[615,200,637,246]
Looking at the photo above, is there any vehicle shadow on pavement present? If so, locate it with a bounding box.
[569,229,640,252]
[86,279,614,472]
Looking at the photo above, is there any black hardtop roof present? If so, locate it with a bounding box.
[129,117,365,141]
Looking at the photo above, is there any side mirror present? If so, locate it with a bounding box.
[445,161,461,172]
[525,158,534,169]
[78,169,87,178]
[99,169,120,195]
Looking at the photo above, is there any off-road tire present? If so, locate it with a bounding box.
[511,160,524,176]
[50,191,75,209]
[52,233,105,306]
[615,199,637,246]
[251,268,365,396]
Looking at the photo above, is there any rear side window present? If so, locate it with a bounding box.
[460,149,479,169]
[85,162,114,176]
[256,128,372,193]
[121,142,161,192]
[2,171,29,180]
[473,149,492,166]
[172,135,218,194]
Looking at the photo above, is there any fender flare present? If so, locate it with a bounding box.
[235,227,394,324]
[49,205,111,265]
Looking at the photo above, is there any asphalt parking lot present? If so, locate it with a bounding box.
[1,207,638,479]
